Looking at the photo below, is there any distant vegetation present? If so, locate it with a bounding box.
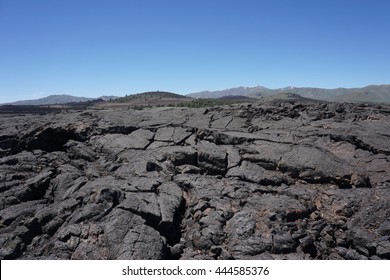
[104,92,255,109]
[0,99,105,114]
[109,91,189,103]
[0,105,62,114]
[4,85,389,115]
[175,97,254,108]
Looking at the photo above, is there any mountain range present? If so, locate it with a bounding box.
[5,94,117,106]
[188,84,390,103]
[3,85,390,105]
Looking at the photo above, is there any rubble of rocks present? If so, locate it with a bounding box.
[0,101,389,259]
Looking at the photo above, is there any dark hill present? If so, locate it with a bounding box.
[112,91,190,103]
[217,95,257,101]
[260,92,323,103]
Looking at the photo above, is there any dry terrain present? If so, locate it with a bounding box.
[0,100,389,259]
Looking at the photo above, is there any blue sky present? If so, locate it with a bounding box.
[0,0,389,103]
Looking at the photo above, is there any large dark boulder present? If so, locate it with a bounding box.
[196,140,227,175]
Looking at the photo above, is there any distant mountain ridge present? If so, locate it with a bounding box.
[5,92,187,106]
[4,85,390,105]
[188,84,390,104]
[189,86,273,99]
[6,94,118,105]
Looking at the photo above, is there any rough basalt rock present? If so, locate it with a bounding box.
[0,101,389,260]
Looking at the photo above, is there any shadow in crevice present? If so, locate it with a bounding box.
[123,197,187,260]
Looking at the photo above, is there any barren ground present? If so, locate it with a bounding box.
[0,100,389,259]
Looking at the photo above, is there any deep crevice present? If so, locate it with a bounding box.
[119,196,187,260]
[22,127,80,152]
[329,134,390,156]
[96,125,138,135]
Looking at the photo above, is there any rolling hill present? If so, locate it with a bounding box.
[188,86,274,99]
[97,91,193,108]
[328,85,390,103]
[6,94,117,105]
[4,85,390,106]
[110,91,190,103]
[188,84,390,103]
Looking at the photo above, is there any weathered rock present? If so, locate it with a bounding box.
[1,101,390,260]
[101,209,166,259]
[90,129,154,154]
[158,182,183,224]
[118,192,161,222]
[154,127,192,144]
[156,146,197,166]
[378,220,390,236]
[273,231,298,254]
[196,140,227,175]
[227,160,290,185]
[376,241,390,259]
[64,140,96,162]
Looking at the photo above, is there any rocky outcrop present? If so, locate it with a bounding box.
[0,102,389,259]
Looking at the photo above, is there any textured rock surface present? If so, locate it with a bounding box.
[0,101,389,259]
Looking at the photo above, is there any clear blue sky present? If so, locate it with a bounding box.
[1,0,389,103]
